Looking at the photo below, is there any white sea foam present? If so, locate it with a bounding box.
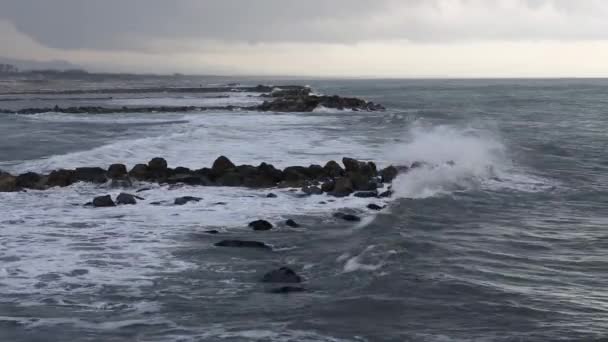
[388,124,553,198]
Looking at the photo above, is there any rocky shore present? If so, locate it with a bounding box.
[0,85,385,114]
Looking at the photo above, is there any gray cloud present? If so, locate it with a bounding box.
[1,0,608,53]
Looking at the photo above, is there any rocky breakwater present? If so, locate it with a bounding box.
[0,85,385,114]
[0,156,404,197]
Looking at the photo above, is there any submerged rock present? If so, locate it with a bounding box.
[116,193,137,205]
[367,203,385,211]
[262,267,302,283]
[266,193,278,198]
[354,190,379,198]
[249,220,274,231]
[215,240,271,249]
[333,212,361,222]
[268,286,307,294]
[174,196,202,205]
[92,195,115,207]
[285,219,300,228]
[302,185,323,195]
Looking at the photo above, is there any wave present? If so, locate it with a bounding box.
[388,124,553,198]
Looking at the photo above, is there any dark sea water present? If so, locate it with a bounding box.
[0,78,607,341]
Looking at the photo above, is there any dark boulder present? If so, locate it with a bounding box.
[285,219,300,228]
[212,156,236,175]
[302,185,323,195]
[283,166,309,183]
[269,286,307,294]
[47,169,75,188]
[16,172,42,189]
[107,164,128,179]
[354,190,378,198]
[307,164,325,179]
[379,190,393,198]
[333,212,361,222]
[167,174,211,186]
[249,219,273,231]
[215,172,242,187]
[321,179,335,193]
[148,157,168,171]
[261,267,302,283]
[329,177,353,197]
[215,240,271,249]
[0,173,18,192]
[92,195,115,207]
[367,203,385,211]
[74,167,107,183]
[380,166,399,183]
[129,164,150,180]
[343,157,363,173]
[323,160,344,177]
[258,162,284,183]
[349,172,378,191]
[266,193,278,198]
[174,196,202,205]
[116,193,137,205]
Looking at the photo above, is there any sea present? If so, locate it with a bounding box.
[0,77,607,341]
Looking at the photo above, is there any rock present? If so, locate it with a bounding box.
[215,240,271,249]
[342,157,363,173]
[0,173,18,192]
[74,167,107,183]
[92,195,115,207]
[215,172,242,186]
[333,212,361,222]
[329,177,353,197]
[323,160,344,177]
[148,157,168,171]
[249,219,273,231]
[367,203,384,211]
[354,190,378,198]
[16,172,42,189]
[321,179,335,193]
[379,190,393,198]
[174,196,202,205]
[136,187,152,193]
[116,193,137,205]
[285,219,300,228]
[307,164,325,179]
[107,164,128,179]
[129,164,150,180]
[47,169,75,188]
[349,173,378,191]
[268,286,307,294]
[257,162,284,183]
[167,174,211,186]
[302,185,323,195]
[380,166,399,183]
[110,177,133,188]
[266,193,278,198]
[261,267,302,283]
[204,230,220,234]
[410,161,424,169]
[212,156,236,175]
[283,166,309,183]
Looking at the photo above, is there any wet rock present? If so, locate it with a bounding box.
[107,164,128,179]
[283,166,309,183]
[74,167,107,183]
[0,173,18,192]
[349,173,378,191]
[257,162,284,183]
[269,286,307,294]
[16,172,42,189]
[116,193,137,205]
[262,267,302,283]
[205,230,220,234]
[354,190,379,198]
[110,177,133,188]
[307,164,325,179]
[167,174,211,186]
[129,164,150,180]
[285,219,300,228]
[92,195,115,207]
[323,160,344,177]
[148,157,168,171]
[216,172,242,187]
[215,240,271,249]
[47,169,75,188]
[342,157,363,173]
[333,212,361,222]
[379,190,393,198]
[367,203,384,211]
[321,179,335,193]
[302,185,323,196]
[249,219,273,231]
[174,196,202,205]
[380,166,399,183]
[212,156,236,175]
[329,177,353,197]
[266,193,278,198]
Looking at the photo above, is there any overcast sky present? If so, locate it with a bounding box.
[1,0,608,77]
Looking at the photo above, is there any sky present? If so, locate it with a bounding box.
[1,0,608,77]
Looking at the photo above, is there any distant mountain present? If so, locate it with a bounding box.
[0,57,82,71]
